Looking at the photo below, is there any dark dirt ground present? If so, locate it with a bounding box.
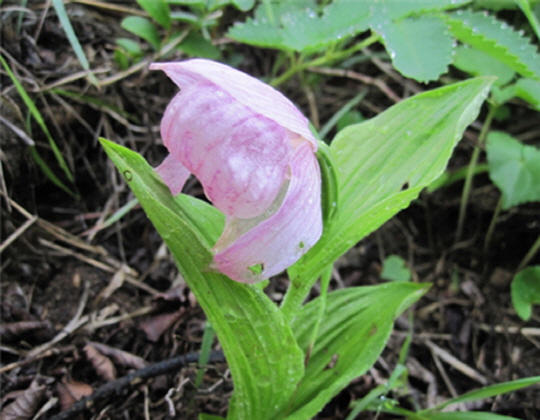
[1,2,540,420]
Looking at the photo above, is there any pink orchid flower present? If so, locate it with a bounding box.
[150,59,322,283]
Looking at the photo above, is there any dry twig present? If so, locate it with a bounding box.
[47,351,225,420]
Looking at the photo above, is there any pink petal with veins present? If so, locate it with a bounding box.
[213,142,322,283]
[159,81,292,219]
[150,59,318,151]
[151,59,323,283]
[155,154,191,196]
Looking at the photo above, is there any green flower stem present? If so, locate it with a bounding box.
[280,271,319,322]
[455,104,496,242]
[304,264,332,362]
[270,34,380,87]
[518,234,540,271]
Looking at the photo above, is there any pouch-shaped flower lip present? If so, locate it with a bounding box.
[150,59,322,283]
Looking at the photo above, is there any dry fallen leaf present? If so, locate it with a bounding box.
[83,343,117,381]
[0,320,52,342]
[139,309,186,343]
[87,341,148,370]
[56,376,93,411]
[0,379,46,420]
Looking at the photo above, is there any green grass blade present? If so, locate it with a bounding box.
[423,376,540,412]
[319,90,367,140]
[0,55,76,195]
[51,0,99,86]
[195,321,215,388]
[516,0,540,42]
[29,147,77,197]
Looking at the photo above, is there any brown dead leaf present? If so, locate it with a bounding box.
[56,376,93,411]
[0,379,46,420]
[93,266,127,306]
[139,309,186,342]
[153,284,187,306]
[83,343,117,381]
[0,320,52,342]
[87,341,148,370]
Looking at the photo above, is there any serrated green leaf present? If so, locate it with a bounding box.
[511,266,540,320]
[445,9,540,80]
[227,1,370,53]
[486,131,540,209]
[99,139,304,420]
[121,16,161,50]
[284,77,494,319]
[281,282,429,419]
[453,45,515,86]
[515,77,540,110]
[375,14,453,82]
[137,0,171,29]
[227,16,282,50]
[369,0,470,23]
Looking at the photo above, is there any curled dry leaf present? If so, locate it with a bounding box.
[0,379,46,420]
[139,309,186,343]
[87,341,149,370]
[153,284,187,307]
[83,343,117,381]
[0,320,52,342]
[93,266,127,307]
[56,376,93,411]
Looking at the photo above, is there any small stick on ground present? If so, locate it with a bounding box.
[47,351,225,420]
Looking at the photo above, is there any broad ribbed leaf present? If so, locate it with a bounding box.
[281,282,429,419]
[100,139,304,420]
[445,10,540,80]
[285,78,494,317]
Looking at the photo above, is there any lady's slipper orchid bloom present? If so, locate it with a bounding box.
[150,59,322,283]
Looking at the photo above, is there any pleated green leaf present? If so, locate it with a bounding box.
[285,77,494,318]
[282,282,429,420]
[100,139,304,420]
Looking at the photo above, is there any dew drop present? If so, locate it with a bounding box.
[123,170,133,181]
